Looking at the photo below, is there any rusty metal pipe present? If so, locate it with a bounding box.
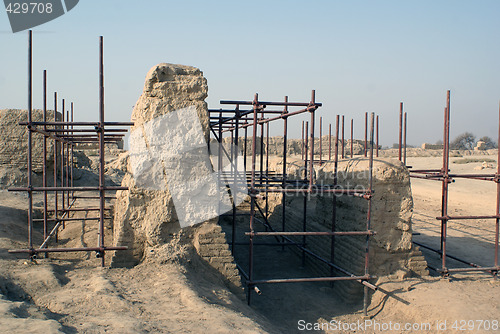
[231,106,240,254]
[42,70,48,247]
[301,120,304,160]
[363,112,375,317]
[9,246,128,254]
[341,115,345,159]
[364,112,368,158]
[61,98,65,221]
[246,231,376,237]
[399,102,403,161]
[98,36,106,266]
[331,115,340,279]
[328,123,332,161]
[496,101,500,276]
[220,100,322,107]
[27,30,33,253]
[70,103,74,201]
[351,119,353,158]
[248,275,371,285]
[247,93,259,304]
[319,117,323,164]
[404,112,407,165]
[53,92,58,242]
[21,121,134,126]
[282,96,288,250]
[376,115,379,157]
[440,91,451,274]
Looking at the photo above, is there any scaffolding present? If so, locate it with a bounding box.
[300,112,379,162]
[7,31,133,267]
[209,91,380,315]
[407,90,500,278]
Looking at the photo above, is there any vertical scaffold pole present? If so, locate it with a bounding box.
[440,91,451,276]
[363,112,375,317]
[61,98,65,224]
[328,123,332,161]
[70,103,74,201]
[27,30,34,256]
[495,101,500,279]
[364,112,368,158]
[350,119,353,159]
[376,115,379,158]
[248,93,259,304]
[98,36,106,267]
[42,70,48,248]
[404,112,407,165]
[330,115,339,281]
[301,120,304,161]
[66,107,70,208]
[341,115,345,159]
[303,90,316,266]
[265,120,270,220]
[319,116,323,164]
[53,92,58,243]
[282,97,288,250]
[399,102,403,161]
[232,105,240,255]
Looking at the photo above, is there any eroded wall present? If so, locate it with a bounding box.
[110,63,242,295]
[265,157,428,299]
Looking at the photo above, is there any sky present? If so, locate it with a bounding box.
[1,0,499,147]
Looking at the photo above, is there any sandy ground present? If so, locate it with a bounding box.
[362,155,500,334]
[0,192,277,333]
[0,153,499,333]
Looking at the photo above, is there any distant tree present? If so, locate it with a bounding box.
[450,132,475,150]
[478,136,498,149]
[435,139,443,145]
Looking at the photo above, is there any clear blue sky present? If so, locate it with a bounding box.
[1,0,499,146]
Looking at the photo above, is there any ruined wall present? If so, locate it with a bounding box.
[111,64,242,293]
[211,136,367,157]
[0,109,60,188]
[191,223,242,296]
[0,109,59,171]
[266,157,428,300]
[421,143,444,150]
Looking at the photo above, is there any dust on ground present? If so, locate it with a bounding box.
[0,153,499,333]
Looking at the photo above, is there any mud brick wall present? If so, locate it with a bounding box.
[192,223,243,297]
[266,157,428,300]
[0,109,60,172]
[212,136,368,157]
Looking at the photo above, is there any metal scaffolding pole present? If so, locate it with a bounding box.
[399,102,403,161]
[211,91,382,312]
[409,90,500,278]
[341,115,345,159]
[8,31,132,264]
